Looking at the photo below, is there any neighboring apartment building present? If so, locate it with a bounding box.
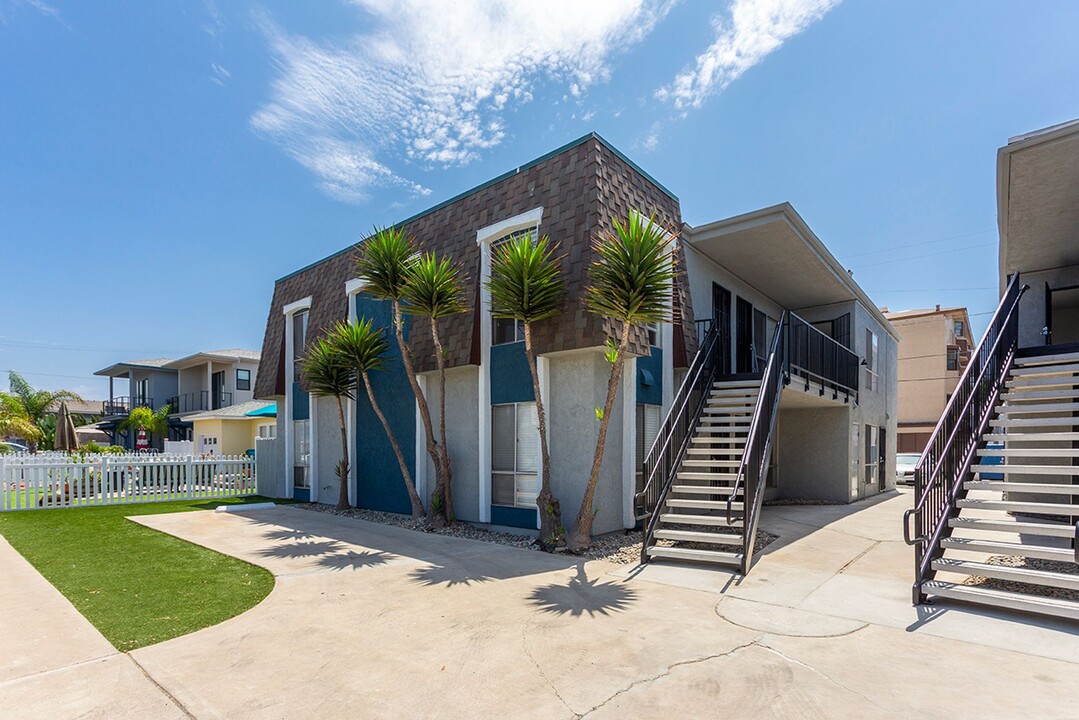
[253,133,898,569]
[93,349,260,451]
[908,118,1079,619]
[185,400,276,456]
[882,305,973,452]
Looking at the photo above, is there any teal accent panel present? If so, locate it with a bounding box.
[292,488,310,502]
[292,381,310,420]
[490,342,534,405]
[354,293,416,514]
[636,347,663,406]
[490,505,537,529]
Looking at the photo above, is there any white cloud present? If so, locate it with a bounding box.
[657,0,841,111]
[209,63,230,86]
[252,1,671,203]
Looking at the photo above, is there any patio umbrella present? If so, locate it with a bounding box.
[55,400,79,452]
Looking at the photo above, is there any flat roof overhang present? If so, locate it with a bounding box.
[93,363,176,378]
[684,203,899,340]
[997,118,1079,288]
[162,353,251,371]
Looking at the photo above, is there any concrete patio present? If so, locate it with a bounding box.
[2,489,1077,719]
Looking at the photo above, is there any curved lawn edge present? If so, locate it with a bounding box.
[0,497,276,651]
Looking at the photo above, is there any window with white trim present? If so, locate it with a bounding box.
[864,328,878,392]
[635,403,661,494]
[491,402,539,508]
[292,310,309,365]
[257,423,277,439]
[293,418,310,488]
[491,227,538,345]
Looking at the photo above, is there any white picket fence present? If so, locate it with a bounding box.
[0,454,256,511]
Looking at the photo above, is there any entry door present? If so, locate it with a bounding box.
[735,298,754,373]
[198,435,218,455]
[211,371,225,409]
[712,283,732,374]
[1046,284,1079,346]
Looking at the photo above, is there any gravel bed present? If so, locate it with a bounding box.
[293,503,778,566]
[963,555,1079,601]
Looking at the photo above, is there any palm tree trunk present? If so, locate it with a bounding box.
[390,300,444,525]
[334,394,350,510]
[524,323,562,548]
[363,371,425,519]
[430,316,454,523]
[569,322,633,551]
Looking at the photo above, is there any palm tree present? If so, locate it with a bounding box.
[485,233,566,548]
[330,319,426,519]
[121,404,171,448]
[1,371,83,450]
[0,394,41,444]
[403,251,468,524]
[301,335,355,510]
[569,213,677,551]
[355,227,446,524]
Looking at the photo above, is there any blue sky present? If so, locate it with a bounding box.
[2,0,1078,399]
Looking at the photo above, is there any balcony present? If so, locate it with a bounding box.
[102,396,154,416]
[786,313,859,404]
[172,390,234,414]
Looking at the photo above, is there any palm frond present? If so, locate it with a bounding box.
[486,234,565,324]
[402,252,468,319]
[585,212,677,326]
[325,318,391,375]
[121,405,169,435]
[301,336,356,400]
[354,226,417,302]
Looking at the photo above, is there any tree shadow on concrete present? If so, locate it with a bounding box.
[408,563,494,588]
[257,540,344,560]
[315,549,394,572]
[528,564,639,617]
[262,528,317,542]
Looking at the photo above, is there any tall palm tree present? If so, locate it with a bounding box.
[330,319,426,519]
[301,335,355,510]
[1,371,83,450]
[569,213,677,551]
[355,228,445,524]
[403,251,468,524]
[121,404,171,448]
[485,233,566,548]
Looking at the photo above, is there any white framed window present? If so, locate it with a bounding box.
[293,418,311,488]
[257,423,277,439]
[864,328,878,392]
[635,403,661,493]
[491,227,538,345]
[292,310,309,365]
[491,402,539,508]
[864,424,878,485]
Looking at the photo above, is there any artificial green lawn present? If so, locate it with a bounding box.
[0,497,276,651]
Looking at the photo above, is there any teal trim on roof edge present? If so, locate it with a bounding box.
[275,132,678,283]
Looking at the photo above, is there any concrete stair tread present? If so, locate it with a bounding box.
[1010,361,1079,378]
[681,459,742,467]
[1015,351,1079,367]
[677,472,738,481]
[957,497,1079,514]
[1001,389,1079,401]
[983,432,1079,442]
[932,559,1079,591]
[686,447,745,455]
[671,484,740,495]
[940,537,1073,561]
[646,545,743,565]
[997,402,1079,414]
[1006,376,1079,389]
[970,463,1079,475]
[965,480,1079,494]
[921,581,1079,620]
[659,513,741,527]
[653,528,744,544]
[949,516,1076,538]
[990,418,1079,428]
[976,448,1079,457]
[666,498,742,510]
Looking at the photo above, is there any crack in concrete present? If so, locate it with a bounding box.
[757,642,892,714]
[836,540,881,575]
[128,654,198,719]
[0,652,121,689]
[520,615,581,719]
[577,636,764,718]
[713,598,870,638]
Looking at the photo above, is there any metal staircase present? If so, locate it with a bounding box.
[905,274,1079,620]
[636,313,787,573]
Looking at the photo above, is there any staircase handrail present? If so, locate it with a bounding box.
[636,318,724,556]
[726,312,788,573]
[902,273,1027,603]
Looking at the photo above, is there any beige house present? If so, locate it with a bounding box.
[882,305,972,452]
[185,400,277,456]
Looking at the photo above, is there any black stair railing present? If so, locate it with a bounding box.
[787,312,859,403]
[727,311,788,574]
[902,273,1027,604]
[636,318,724,559]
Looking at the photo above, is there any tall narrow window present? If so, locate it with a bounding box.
[864,425,878,485]
[864,329,878,392]
[954,320,964,337]
[635,403,662,493]
[491,228,537,345]
[292,310,309,364]
[946,346,959,372]
[491,402,539,508]
[293,418,310,489]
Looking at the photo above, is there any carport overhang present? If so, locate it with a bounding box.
[997,118,1079,291]
[684,203,899,341]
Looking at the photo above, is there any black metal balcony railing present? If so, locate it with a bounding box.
[102,396,154,416]
[903,273,1027,605]
[786,313,860,403]
[173,390,234,413]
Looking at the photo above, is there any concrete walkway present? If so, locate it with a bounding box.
[0,537,188,720]
[3,492,1078,718]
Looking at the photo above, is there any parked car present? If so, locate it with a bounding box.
[0,441,31,454]
[895,452,919,485]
